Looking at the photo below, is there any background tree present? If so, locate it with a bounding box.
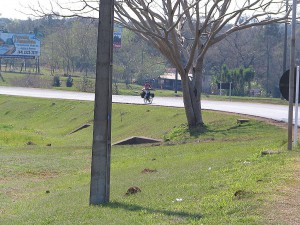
[28,1,290,127]
[113,29,165,86]
[206,27,263,73]
[244,66,255,95]
[214,64,255,96]
[114,0,289,127]
[263,23,283,97]
[72,20,97,76]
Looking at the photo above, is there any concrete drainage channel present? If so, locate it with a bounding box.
[68,124,91,135]
[68,125,161,145]
[113,136,162,145]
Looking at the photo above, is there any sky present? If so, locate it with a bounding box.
[0,0,38,20]
[0,0,291,20]
[1,0,100,20]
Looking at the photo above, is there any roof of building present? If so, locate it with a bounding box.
[158,73,182,81]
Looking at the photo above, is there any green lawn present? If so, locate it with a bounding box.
[0,95,298,224]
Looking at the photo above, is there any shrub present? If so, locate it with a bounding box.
[53,75,61,87]
[77,75,94,92]
[66,75,73,87]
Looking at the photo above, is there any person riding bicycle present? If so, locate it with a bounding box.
[142,82,152,100]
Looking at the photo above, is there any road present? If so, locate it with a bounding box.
[0,86,296,124]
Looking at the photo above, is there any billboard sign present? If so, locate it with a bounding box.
[0,33,41,59]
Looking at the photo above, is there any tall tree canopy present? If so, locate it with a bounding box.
[31,0,290,127]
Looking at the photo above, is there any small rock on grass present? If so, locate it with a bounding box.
[27,141,36,145]
[261,150,281,156]
[125,186,141,195]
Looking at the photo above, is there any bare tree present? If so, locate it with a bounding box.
[30,0,290,128]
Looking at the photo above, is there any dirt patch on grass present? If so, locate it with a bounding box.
[141,168,158,173]
[20,170,59,180]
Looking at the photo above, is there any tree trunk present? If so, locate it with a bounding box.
[181,58,204,128]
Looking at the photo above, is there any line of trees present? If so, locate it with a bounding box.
[210,64,255,96]
[0,16,166,84]
[206,22,287,97]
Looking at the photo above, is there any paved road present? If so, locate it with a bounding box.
[0,86,296,124]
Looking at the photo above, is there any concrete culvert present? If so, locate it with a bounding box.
[113,136,162,145]
[68,124,91,135]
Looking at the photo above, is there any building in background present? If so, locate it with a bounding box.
[158,68,211,93]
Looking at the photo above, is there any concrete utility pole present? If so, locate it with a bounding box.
[288,0,297,150]
[90,0,114,204]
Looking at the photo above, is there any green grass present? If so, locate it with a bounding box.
[0,95,298,225]
[201,94,288,105]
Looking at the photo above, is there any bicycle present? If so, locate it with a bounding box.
[144,93,154,104]
[141,89,154,104]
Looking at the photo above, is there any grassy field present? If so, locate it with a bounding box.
[0,95,298,224]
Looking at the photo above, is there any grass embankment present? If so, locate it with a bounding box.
[0,95,298,224]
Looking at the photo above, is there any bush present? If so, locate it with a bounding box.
[66,75,73,87]
[52,75,61,87]
[77,75,94,92]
